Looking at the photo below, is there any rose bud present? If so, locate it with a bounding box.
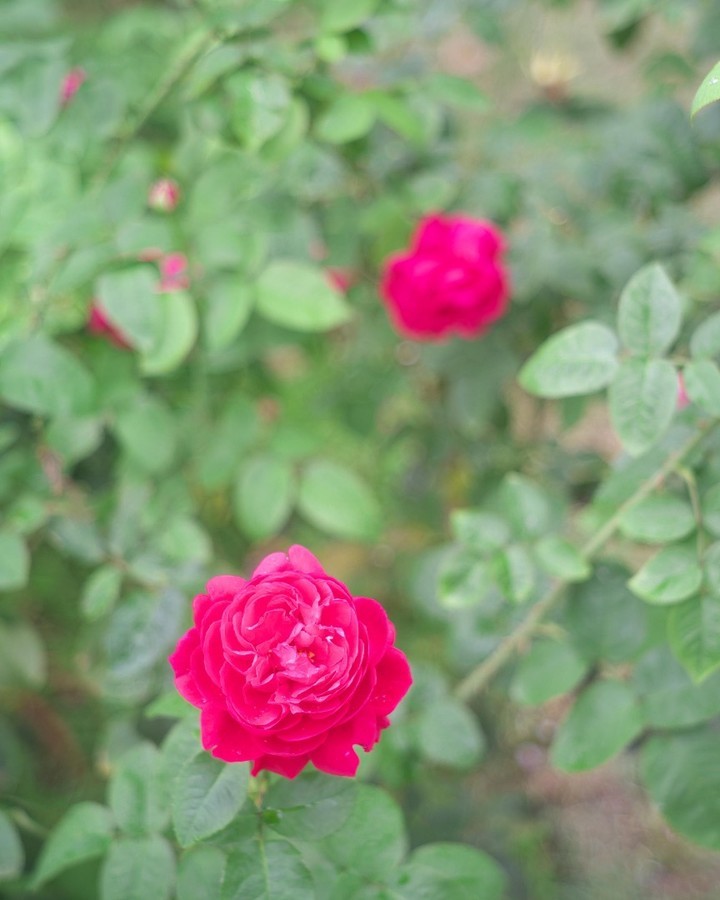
[159,252,189,292]
[326,267,355,293]
[148,178,180,213]
[169,544,412,779]
[380,212,510,340]
[87,303,131,349]
[60,67,86,106]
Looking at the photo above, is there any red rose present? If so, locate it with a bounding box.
[380,213,509,340]
[87,304,131,349]
[169,545,412,779]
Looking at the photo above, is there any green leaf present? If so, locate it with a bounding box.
[141,292,198,376]
[0,336,94,417]
[619,494,695,544]
[319,0,379,32]
[683,359,720,416]
[145,691,195,721]
[0,622,46,688]
[315,94,376,144]
[491,544,535,604]
[450,510,510,553]
[668,593,720,682]
[0,530,29,591]
[222,840,314,900]
[692,60,720,117]
[551,680,644,772]
[629,543,702,605]
[321,785,407,880]
[370,91,435,146]
[705,542,720,596]
[81,565,123,621]
[608,358,677,456]
[113,396,178,475]
[96,267,162,354]
[177,847,226,900]
[416,698,485,769]
[500,474,554,540]
[100,836,175,900]
[265,771,357,840]
[511,640,588,706]
[703,483,720,538]
[233,456,296,540]
[0,809,23,882]
[298,459,382,540]
[437,551,490,609]
[255,261,352,331]
[394,843,506,900]
[426,73,489,109]
[617,263,682,357]
[633,646,720,729]
[195,397,260,490]
[228,71,291,152]
[518,321,619,399]
[643,730,720,849]
[108,743,171,837]
[173,754,249,848]
[534,536,590,582]
[32,803,113,888]
[690,311,720,359]
[204,279,254,351]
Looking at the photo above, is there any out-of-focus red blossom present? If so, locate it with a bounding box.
[60,68,86,106]
[326,267,355,293]
[677,372,690,410]
[168,545,412,779]
[148,178,181,213]
[380,212,510,341]
[87,304,131,349]
[159,253,189,292]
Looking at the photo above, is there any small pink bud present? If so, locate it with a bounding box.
[159,253,189,292]
[148,178,180,213]
[60,68,86,106]
[88,304,131,349]
[326,267,354,293]
[677,371,690,410]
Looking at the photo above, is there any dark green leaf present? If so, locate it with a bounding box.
[100,836,175,900]
[491,544,535,604]
[0,809,23,882]
[173,754,249,848]
[177,846,226,900]
[511,640,588,706]
[416,698,485,769]
[633,646,720,728]
[0,622,46,688]
[394,843,506,900]
[108,743,171,837]
[32,803,113,888]
[222,839,314,900]
[233,456,295,540]
[265,771,357,840]
[0,530,29,591]
[81,565,123,621]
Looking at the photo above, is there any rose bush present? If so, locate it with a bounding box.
[380,213,509,341]
[169,545,412,778]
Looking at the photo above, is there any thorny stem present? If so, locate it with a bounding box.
[454,422,717,702]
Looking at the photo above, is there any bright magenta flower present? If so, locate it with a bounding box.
[60,68,86,106]
[87,304,131,349]
[169,545,412,779]
[380,213,510,340]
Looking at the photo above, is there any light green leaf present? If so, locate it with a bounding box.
[177,846,226,900]
[629,543,702,605]
[643,730,720,849]
[518,321,619,399]
[204,279,254,351]
[0,809,23,882]
[96,267,162,354]
[617,263,682,357]
[113,396,178,475]
[315,94,376,144]
[619,494,695,544]
[100,836,175,900]
[683,359,720,416]
[416,698,485,769]
[393,843,506,900]
[0,530,29,591]
[0,623,46,688]
[265,771,357,840]
[492,544,535,604]
[704,542,720,597]
[703,483,720,537]
[450,510,510,553]
[319,0,379,32]
[0,336,94,417]
[608,358,677,456]
[141,292,198,376]
[173,754,249,848]
[233,456,295,540]
[668,592,720,682]
[228,71,291,151]
[221,840,314,900]
[511,641,588,706]
[108,743,171,837]
[255,261,352,331]
[32,803,113,888]
[534,536,590,582]
[690,311,720,359]
[692,60,720,117]
[81,565,123,621]
[551,680,644,772]
[500,474,554,540]
[437,551,490,609]
[298,459,381,540]
[426,73,489,109]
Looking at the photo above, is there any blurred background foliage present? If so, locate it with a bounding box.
[3,0,720,897]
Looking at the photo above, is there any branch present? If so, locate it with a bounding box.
[454,422,716,702]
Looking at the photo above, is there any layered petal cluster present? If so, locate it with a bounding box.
[169,545,412,778]
[380,213,510,340]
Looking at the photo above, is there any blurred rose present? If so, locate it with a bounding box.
[60,68,86,106]
[159,252,189,292]
[169,545,412,779]
[87,304,131,349]
[148,178,180,213]
[380,213,509,340]
[327,267,354,293]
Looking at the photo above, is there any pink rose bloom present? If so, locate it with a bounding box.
[148,178,180,213]
[159,253,189,292]
[169,545,412,779]
[87,304,131,349]
[380,213,510,340]
[60,68,86,106]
